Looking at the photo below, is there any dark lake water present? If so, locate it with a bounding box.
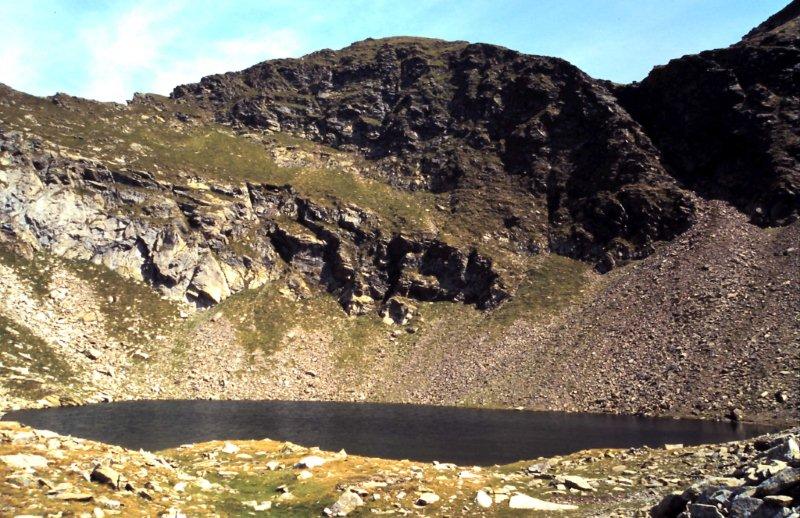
[3,400,774,465]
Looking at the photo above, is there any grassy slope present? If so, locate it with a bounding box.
[0,85,442,234]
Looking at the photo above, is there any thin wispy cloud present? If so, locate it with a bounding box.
[149,30,302,96]
[77,3,301,102]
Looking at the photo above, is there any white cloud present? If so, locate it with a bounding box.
[78,3,302,102]
[0,43,37,92]
[149,29,302,96]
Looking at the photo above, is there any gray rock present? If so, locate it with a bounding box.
[731,496,764,518]
[687,503,724,518]
[756,468,800,497]
[651,492,688,517]
[324,491,363,516]
[767,437,800,462]
[763,495,794,507]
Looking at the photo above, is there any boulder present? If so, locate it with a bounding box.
[561,475,594,492]
[190,254,231,304]
[475,490,493,508]
[324,491,363,516]
[686,503,724,518]
[766,437,800,462]
[651,492,688,517]
[380,296,417,325]
[91,466,122,489]
[755,467,800,497]
[296,455,326,469]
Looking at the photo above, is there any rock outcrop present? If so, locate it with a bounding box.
[0,130,505,310]
[616,0,800,227]
[170,37,697,271]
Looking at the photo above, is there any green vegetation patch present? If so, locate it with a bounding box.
[488,254,591,327]
[0,244,55,300]
[204,471,336,517]
[215,279,387,368]
[65,259,181,352]
[0,313,76,399]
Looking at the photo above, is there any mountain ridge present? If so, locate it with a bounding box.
[0,3,797,427]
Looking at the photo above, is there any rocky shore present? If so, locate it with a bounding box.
[2,419,798,517]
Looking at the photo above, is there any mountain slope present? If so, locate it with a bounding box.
[616,0,800,227]
[0,3,798,426]
[170,37,696,271]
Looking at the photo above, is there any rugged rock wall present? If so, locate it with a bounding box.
[170,38,697,271]
[616,0,800,227]
[0,131,505,311]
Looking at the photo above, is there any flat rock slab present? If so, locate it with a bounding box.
[508,493,578,511]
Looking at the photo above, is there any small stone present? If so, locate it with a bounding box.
[296,455,325,469]
[96,496,121,510]
[324,491,364,516]
[297,470,313,480]
[221,442,239,454]
[90,466,121,489]
[416,492,440,506]
[475,490,492,508]
[83,348,102,360]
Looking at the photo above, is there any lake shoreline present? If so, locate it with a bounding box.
[2,419,798,516]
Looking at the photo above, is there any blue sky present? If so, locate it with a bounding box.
[0,0,788,102]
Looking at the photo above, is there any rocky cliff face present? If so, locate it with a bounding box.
[0,130,505,311]
[171,3,800,267]
[616,0,800,227]
[170,38,696,271]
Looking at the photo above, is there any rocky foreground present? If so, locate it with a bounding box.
[1,420,798,517]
